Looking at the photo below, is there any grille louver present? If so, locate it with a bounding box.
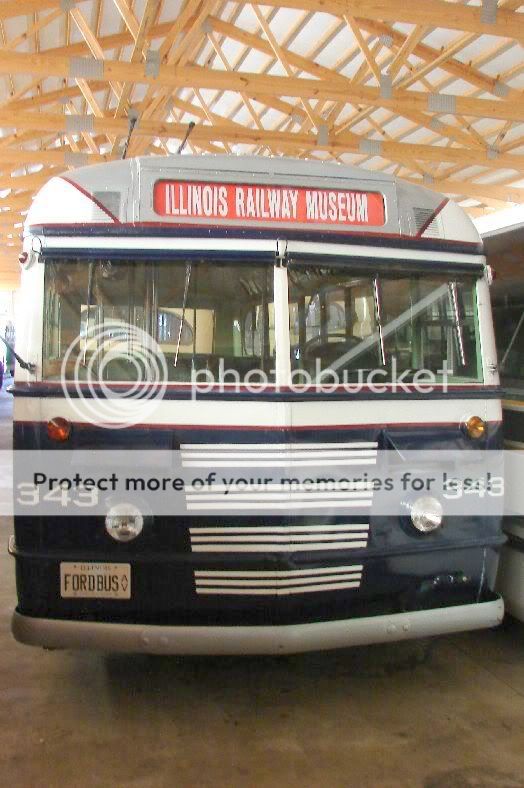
[412,206,442,238]
[93,191,121,220]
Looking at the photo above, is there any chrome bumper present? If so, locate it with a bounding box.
[12,598,504,655]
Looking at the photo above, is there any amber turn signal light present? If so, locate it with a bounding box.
[47,417,72,442]
[464,415,486,440]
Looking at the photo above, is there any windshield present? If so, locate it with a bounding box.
[43,258,482,385]
[288,266,481,383]
[43,259,275,382]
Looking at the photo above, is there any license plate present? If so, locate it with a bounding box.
[60,562,131,599]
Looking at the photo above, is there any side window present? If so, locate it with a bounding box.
[496,305,524,385]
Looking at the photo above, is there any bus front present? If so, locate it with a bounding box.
[10,156,505,654]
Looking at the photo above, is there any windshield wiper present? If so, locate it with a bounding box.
[327,282,449,376]
[83,261,95,366]
[174,263,192,368]
[0,335,36,374]
[373,275,386,366]
[448,281,466,367]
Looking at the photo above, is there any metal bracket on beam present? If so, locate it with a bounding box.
[493,80,509,98]
[64,152,89,168]
[317,124,329,146]
[423,175,435,186]
[145,49,160,78]
[429,118,444,133]
[487,146,499,159]
[380,72,392,99]
[69,57,104,80]
[358,139,383,156]
[427,93,457,114]
[201,17,213,35]
[378,34,393,49]
[65,114,95,134]
[481,0,498,25]
[60,0,74,10]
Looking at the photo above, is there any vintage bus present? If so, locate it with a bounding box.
[491,249,524,622]
[9,155,505,654]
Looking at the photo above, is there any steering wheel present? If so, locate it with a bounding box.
[302,332,360,360]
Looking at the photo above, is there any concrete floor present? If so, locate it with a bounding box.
[0,386,523,788]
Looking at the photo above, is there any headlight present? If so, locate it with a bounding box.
[105,503,143,542]
[410,496,443,533]
[463,415,487,440]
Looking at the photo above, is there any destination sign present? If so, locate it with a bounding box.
[153,181,385,226]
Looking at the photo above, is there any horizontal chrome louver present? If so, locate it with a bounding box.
[194,565,364,595]
[185,482,374,511]
[412,206,442,238]
[180,442,378,468]
[189,522,370,552]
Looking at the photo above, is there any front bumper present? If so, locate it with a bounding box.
[12,596,504,655]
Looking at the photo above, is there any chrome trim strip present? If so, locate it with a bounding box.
[12,598,504,655]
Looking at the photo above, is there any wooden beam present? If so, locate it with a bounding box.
[0,1,88,20]
[250,5,323,130]
[396,31,477,91]
[388,25,428,80]
[69,7,122,102]
[7,83,104,112]
[0,214,24,226]
[357,13,522,99]
[0,50,522,124]
[206,15,367,85]
[124,0,233,157]
[1,115,524,173]
[205,31,264,130]
[4,8,62,51]
[344,13,382,84]
[45,19,176,58]
[112,0,140,40]
[110,0,161,153]
[0,193,34,210]
[402,176,524,204]
[0,169,61,191]
[240,0,524,44]
[0,148,106,166]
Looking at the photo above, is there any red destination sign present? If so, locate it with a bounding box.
[153,181,385,227]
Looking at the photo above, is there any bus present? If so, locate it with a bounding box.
[9,155,505,654]
[491,265,524,621]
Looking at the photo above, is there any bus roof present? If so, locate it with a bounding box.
[24,154,481,250]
